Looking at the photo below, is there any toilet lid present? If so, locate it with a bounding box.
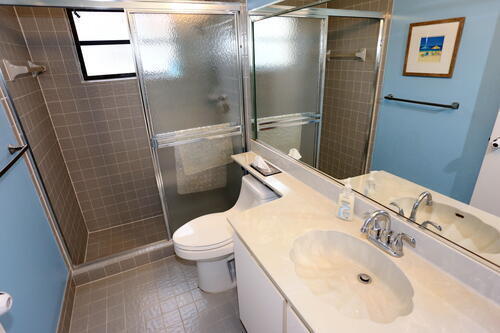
[173,213,234,251]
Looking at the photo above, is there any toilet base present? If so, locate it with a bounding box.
[197,254,236,293]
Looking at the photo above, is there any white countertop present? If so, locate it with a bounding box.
[229,152,500,332]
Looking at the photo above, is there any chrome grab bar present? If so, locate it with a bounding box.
[0,144,29,178]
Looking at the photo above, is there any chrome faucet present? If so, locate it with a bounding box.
[360,210,416,257]
[361,210,392,243]
[409,191,433,221]
[420,220,442,232]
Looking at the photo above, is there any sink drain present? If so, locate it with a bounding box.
[357,273,372,284]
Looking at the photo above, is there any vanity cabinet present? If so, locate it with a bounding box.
[234,235,310,333]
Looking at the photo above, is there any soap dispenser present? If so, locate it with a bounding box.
[338,178,355,221]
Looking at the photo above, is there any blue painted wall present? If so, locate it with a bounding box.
[0,101,67,333]
[372,0,500,203]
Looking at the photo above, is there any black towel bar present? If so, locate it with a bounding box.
[384,94,459,109]
[0,144,29,179]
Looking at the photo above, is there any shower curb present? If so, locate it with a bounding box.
[72,240,174,286]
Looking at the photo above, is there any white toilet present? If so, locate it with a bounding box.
[173,174,278,293]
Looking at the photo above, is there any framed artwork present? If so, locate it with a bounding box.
[403,17,465,78]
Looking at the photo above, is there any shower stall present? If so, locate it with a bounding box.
[0,1,245,268]
[128,8,245,237]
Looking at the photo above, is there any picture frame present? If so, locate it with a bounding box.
[403,17,465,78]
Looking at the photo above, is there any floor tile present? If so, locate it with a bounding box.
[69,256,243,333]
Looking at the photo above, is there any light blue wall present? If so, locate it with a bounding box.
[0,102,67,333]
[372,0,500,203]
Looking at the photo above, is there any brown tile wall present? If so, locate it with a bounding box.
[318,0,391,180]
[0,6,87,264]
[57,276,76,333]
[16,7,164,232]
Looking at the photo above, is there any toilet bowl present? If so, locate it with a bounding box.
[173,174,278,293]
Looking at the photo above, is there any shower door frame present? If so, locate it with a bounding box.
[247,5,386,176]
[248,9,328,169]
[127,4,247,239]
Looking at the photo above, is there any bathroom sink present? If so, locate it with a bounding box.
[289,230,414,323]
[392,197,500,254]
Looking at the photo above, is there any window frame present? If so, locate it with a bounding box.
[66,8,136,81]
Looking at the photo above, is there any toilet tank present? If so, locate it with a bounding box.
[232,175,278,211]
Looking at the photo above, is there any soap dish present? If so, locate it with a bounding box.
[250,161,281,177]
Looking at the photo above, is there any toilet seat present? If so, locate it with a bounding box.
[173,212,234,252]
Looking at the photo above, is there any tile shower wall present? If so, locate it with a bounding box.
[318,0,391,180]
[0,6,87,264]
[16,7,164,232]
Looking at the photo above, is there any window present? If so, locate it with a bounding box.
[67,9,136,81]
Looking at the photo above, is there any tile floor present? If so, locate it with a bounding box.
[85,216,168,262]
[69,256,244,333]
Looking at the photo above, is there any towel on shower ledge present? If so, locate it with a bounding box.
[258,124,303,156]
[174,136,234,194]
[176,135,233,175]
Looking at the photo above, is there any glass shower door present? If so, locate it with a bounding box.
[129,10,244,236]
[252,15,326,167]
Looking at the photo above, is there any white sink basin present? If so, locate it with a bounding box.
[289,230,414,323]
[393,197,500,254]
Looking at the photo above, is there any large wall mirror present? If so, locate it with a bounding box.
[249,0,500,268]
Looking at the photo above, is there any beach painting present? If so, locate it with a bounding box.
[403,17,465,77]
[418,36,445,62]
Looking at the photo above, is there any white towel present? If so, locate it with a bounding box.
[174,137,233,194]
[258,125,302,155]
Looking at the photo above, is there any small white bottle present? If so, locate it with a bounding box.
[363,171,377,196]
[338,178,355,221]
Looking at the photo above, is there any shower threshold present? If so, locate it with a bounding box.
[84,215,168,262]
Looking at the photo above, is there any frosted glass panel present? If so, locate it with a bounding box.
[253,16,323,118]
[131,13,241,134]
[72,10,130,41]
[253,16,324,165]
[158,136,243,233]
[81,44,135,76]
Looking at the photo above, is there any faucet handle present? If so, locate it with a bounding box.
[389,202,405,216]
[379,229,393,245]
[420,220,442,232]
[391,232,416,256]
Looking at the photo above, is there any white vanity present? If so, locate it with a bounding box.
[229,152,500,332]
